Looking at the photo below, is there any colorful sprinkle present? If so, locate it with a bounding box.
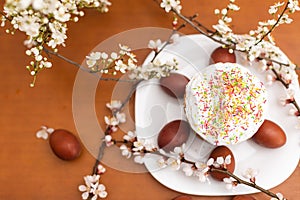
[185,63,267,145]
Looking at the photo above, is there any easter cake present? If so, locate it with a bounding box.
[184,63,267,145]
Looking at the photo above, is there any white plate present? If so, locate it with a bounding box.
[135,34,300,196]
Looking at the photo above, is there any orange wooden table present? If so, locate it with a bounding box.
[0,1,299,199]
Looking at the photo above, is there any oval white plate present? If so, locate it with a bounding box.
[135,34,300,196]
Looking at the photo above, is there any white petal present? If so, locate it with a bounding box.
[99,191,108,198]
[36,130,48,140]
[104,116,110,125]
[111,52,118,59]
[216,157,224,165]
[223,177,232,184]
[82,191,89,200]
[97,184,106,191]
[206,158,214,166]
[47,128,55,134]
[78,185,87,192]
[225,155,231,165]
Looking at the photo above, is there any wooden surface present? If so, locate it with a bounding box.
[0,0,299,199]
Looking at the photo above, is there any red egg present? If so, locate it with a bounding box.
[159,73,190,98]
[157,120,190,152]
[209,146,235,181]
[210,46,236,64]
[252,120,286,148]
[232,195,256,200]
[49,129,82,161]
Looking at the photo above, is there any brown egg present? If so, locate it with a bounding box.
[49,129,82,161]
[210,46,236,64]
[232,195,256,200]
[157,120,190,152]
[209,146,235,181]
[159,73,190,98]
[252,119,286,148]
[172,195,193,200]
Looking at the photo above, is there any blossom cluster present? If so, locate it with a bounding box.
[160,0,182,13]
[212,0,300,65]
[78,170,108,200]
[86,41,179,80]
[104,100,126,133]
[120,131,158,164]
[1,0,111,86]
[36,125,54,140]
[86,44,137,75]
[210,0,300,125]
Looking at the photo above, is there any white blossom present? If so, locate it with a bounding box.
[104,135,114,147]
[132,139,146,152]
[104,116,119,127]
[123,131,137,142]
[166,157,181,170]
[195,170,208,182]
[242,168,259,182]
[3,0,111,80]
[228,3,240,11]
[266,74,276,85]
[288,0,300,13]
[223,177,237,190]
[36,125,54,140]
[148,39,162,50]
[160,0,182,13]
[120,144,132,159]
[212,19,232,35]
[106,100,122,110]
[79,174,107,200]
[271,192,285,200]
[170,33,180,43]
[269,2,285,15]
[114,60,127,73]
[86,52,101,68]
[157,157,167,168]
[92,184,108,199]
[182,164,194,176]
[128,58,178,80]
[115,112,126,123]
[97,164,106,174]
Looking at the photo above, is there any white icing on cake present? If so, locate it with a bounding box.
[185,63,267,145]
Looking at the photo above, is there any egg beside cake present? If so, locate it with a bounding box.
[184,63,267,145]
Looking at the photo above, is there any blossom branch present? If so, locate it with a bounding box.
[272,67,300,114]
[254,2,289,45]
[43,48,134,83]
[156,0,298,68]
[151,23,186,62]
[210,168,280,199]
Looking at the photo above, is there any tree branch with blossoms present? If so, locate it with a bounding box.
[3,0,299,200]
[157,0,300,122]
[0,0,112,86]
[98,119,287,200]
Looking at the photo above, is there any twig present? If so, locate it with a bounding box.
[92,138,107,175]
[43,47,135,83]
[211,168,280,199]
[151,23,186,62]
[271,68,300,113]
[254,2,289,45]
